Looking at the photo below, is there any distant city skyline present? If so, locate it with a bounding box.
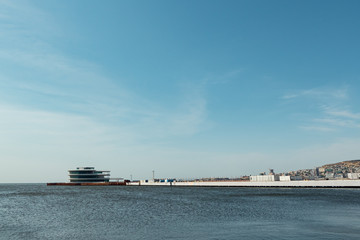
[1,0,360,182]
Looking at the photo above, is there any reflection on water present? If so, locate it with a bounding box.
[0,184,359,239]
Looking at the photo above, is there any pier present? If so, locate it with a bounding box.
[128,179,360,188]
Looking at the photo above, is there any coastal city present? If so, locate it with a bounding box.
[184,159,360,183]
[47,159,360,188]
[140,159,360,184]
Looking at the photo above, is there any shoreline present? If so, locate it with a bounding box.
[46,179,360,188]
[47,182,126,186]
[128,179,360,188]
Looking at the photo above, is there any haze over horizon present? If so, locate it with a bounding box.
[1,0,360,183]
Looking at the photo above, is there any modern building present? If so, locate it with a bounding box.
[68,167,110,183]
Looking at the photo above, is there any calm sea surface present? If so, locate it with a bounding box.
[0,184,359,239]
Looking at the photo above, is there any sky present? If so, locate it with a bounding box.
[1,0,360,183]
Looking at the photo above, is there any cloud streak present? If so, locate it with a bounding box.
[0,0,210,143]
[299,126,336,132]
[325,109,360,119]
[282,87,348,100]
[282,86,360,132]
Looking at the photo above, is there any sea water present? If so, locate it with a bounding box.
[0,184,359,239]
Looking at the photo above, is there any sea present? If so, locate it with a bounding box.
[0,184,359,240]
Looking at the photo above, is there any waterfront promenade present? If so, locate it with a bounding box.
[129,179,360,188]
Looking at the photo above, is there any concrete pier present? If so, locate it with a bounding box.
[128,179,360,188]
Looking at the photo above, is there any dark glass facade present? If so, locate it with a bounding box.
[68,167,110,183]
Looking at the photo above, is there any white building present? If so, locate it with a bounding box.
[347,173,360,179]
[250,175,279,182]
[279,176,303,181]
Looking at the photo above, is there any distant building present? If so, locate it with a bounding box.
[325,172,334,179]
[279,176,291,181]
[279,176,303,181]
[315,168,320,176]
[250,175,279,182]
[68,167,110,183]
[334,173,344,179]
[348,173,360,180]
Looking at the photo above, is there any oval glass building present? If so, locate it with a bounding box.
[68,167,110,183]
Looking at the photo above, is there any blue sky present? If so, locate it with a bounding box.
[1,0,360,182]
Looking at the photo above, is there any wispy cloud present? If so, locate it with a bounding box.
[169,93,208,136]
[200,68,244,85]
[0,0,210,180]
[0,1,59,60]
[325,109,360,119]
[0,0,210,145]
[282,86,348,100]
[282,94,298,99]
[299,126,336,132]
[282,86,360,132]
[316,109,360,128]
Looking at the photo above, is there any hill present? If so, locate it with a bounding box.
[322,160,360,169]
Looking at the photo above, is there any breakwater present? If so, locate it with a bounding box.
[129,179,360,188]
[47,182,126,186]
